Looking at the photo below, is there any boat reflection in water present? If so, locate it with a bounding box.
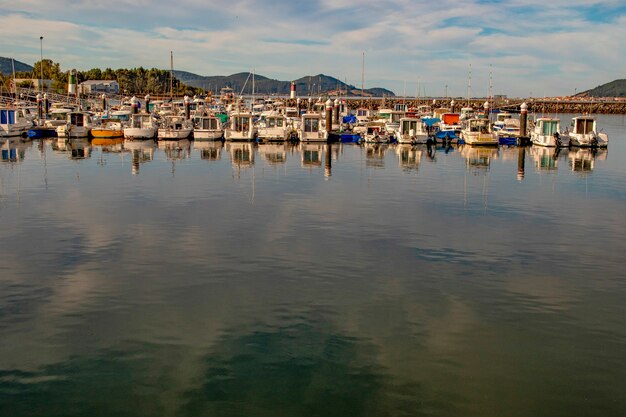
[365,143,388,169]
[300,143,324,168]
[531,146,563,172]
[124,139,156,175]
[227,142,255,171]
[396,144,423,172]
[568,148,607,174]
[91,138,124,153]
[158,139,191,160]
[460,145,498,173]
[258,143,288,165]
[0,138,30,163]
[194,140,223,162]
[67,138,92,160]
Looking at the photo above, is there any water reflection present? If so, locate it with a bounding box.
[460,146,497,172]
[1,138,30,163]
[396,144,422,171]
[124,139,155,175]
[194,141,223,161]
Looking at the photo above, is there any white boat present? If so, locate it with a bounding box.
[0,107,32,138]
[224,111,257,141]
[568,116,608,148]
[460,117,498,146]
[124,113,158,140]
[157,115,193,140]
[363,122,389,143]
[396,117,429,144]
[44,107,73,129]
[530,117,568,147]
[493,112,520,137]
[56,111,92,139]
[257,111,292,142]
[192,114,224,141]
[298,113,328,142]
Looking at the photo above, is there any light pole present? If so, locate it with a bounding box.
[39,36,44,93]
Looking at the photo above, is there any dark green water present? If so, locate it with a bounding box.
[1,114,625,417]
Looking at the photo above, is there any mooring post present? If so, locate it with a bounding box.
[101,93,107,113]
[333,98,339,126]
[450,99,455,113]
[325,99,333,134]
[519,102,528,141]
[144,94,151,113]
[43,93,48,117]
[131,96,138,115]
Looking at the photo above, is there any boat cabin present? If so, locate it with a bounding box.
[571,117,596,135]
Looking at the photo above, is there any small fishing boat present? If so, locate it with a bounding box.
[396,117,429,144]
[363,122,389,143]
[257,111,292,142]
[157,115,193,140]
[192,114,224,141]
[530,117,568,147]
[56,111,92,139]
[460,117,498,146]
[1,107,33,139]
[91,115,126,139]
[224,111,257,141]
[124,113,158,140]
[298,113,328,142]
[567,116,609,148]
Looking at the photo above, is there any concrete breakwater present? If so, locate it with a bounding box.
[284,98,626,114]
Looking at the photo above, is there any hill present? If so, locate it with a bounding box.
[581,79,626,98]
[0,57,34,75]
[174,70,395,97]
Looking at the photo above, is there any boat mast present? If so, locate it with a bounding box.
[11,58,16,101]
[361,52,365,100]
[467,64,471,108]
[489,64,493,118]
[169,51,173,101]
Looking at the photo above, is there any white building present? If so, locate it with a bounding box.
[79,80,120,94]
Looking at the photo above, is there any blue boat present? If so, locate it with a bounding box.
[27,126,57,139]
[340,132,361,143]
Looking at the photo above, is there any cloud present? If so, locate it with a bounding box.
[1,1,625,96]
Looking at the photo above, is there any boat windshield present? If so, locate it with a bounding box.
[542,121,559,136]
[304,117,319,132]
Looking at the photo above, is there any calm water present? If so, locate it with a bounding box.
[1,114,625,417]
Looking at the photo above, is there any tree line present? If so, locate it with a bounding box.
[4,60,204,96]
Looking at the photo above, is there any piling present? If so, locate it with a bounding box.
[450,100,456,113]
[483,101,489,117]
[144,94,151,113]
[101,94,107,112]
[43,93,48,116]
[519,102,529,145]
[333,98,340,126]
[325,99,333,133]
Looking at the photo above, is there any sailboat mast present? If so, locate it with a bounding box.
[467,64,471,108]
[361,52,365,99]
[169,51,173,100]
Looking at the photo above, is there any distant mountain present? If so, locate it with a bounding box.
[173,70,395,97]
[580,79,626,98]
[0,57,34,75]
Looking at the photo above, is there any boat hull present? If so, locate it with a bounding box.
[124,127,157,140]
[193,130,223,141]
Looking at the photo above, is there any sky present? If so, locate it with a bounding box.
[1,0,625,97]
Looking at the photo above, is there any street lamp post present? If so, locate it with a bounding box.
[39,36,44,93]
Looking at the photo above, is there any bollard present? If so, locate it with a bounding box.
[325,99,333,133]
[450,99,456,113]
[43,93,49,117]
[130,96,138,115]
[333,98,339,126]
[483,101,489,117]
[144,94,151,113]
[519,102,528,139]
